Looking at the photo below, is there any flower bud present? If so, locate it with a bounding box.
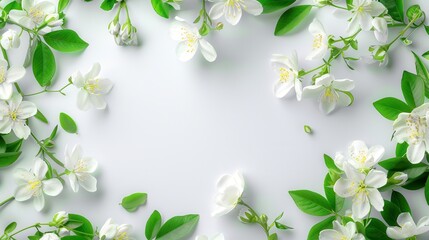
[215,22,224,31]
[50,211,69,227]
[45,14,63,27]
[389,172,408,186]
[369,45,388,66]
[117,23,138,46]
[1,29,20,50]
[314,0,332,7]
[58,228,70,237]
[40,233,60,240]
[108,20,120,36]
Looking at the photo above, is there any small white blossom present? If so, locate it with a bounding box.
[0,59,26,100]
[334,164,387,219]
[212,171,245,217]
[108,20,120,36]
[208,0,263,25]
[390,172,408,186]
[302,74,354,114]
[1,29,20,50]
[71,63,113,111]
[116,23,138,46]
[347,0,386,35]
[334,140,385,171]
[51,211,69,226]
[387,213,429,239]
[170,17,217,62]
[99,218,132,240]
[0,94,37,139]
[393,103,429,164]
[40,233,60,240]
[372,17,388,43]
[14,159,63,211]
[196,234,225,240]
[65,145,98,193]
[319,221,365,240]
[271,52,302,100]
[306,19,328,61]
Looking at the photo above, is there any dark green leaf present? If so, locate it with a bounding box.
[412,52,429,98]
[307,216,335,240]
[373,97,412,120]
[324,174,344,213]
[379,157,411,171]
[151,0,171,18]
[402,163,427,179]
[156,214,199,240]
[0,136,6,154]
[391,191,411,214]
[403,173,428,190]
[33,41,56,87]
[289,190,333,216]
[274,5,312,36]
[0,152,22,168]
[365,218,390,240]
[396,142,408,157]
[423,51,429,60]
[401,71,425,107]
[379,0,404,22]
[59,112,78,134]
[145,210,162,240]
[44,30,88,53]
[100,0,117,11]
[6,139,23,153]
[425,177,429,205]
[258,0,296,13]
[61,236,88,240]
[68,214,94,238]
[121,192,147,212]
[381,200,401,226]
[4,1,22,13]
[4,222,17,234]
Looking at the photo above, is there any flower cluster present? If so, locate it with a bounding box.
[106,1,138,46]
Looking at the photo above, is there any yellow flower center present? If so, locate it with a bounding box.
[29,6,45,24]
[75,159,87,173]
[179,27,198,53]
[323,87,336,101]
[28,179,42,191]
[84,80,99,94]
[9,111,17,121]
[115,232,129,240]
[357,6,365,13]
[279,67,291,83]
[0,67,6,83]
[406,114,427,144]
[313,34,323,49]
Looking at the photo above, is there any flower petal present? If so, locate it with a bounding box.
[209,2,225,20]
[199,39,217,62]
[6,66,25,83]
[407,142,426,164]
[241,0,263,15]
[42,178,63,196]
[77,174,97,192]
[224,2,242,25]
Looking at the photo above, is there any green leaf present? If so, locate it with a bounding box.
[425,177,429,205]
[6,139,23,153]
[396,142,408,157]
[379,0,404,22]
[412,51,429,98]
[44,30,88,53]
[59,112,78,134]
[151,0,171,18]
[289,190,333,216]
[156,214,199,240]
[34,110,49,124]
[274,5,312,36]
[0,152,22,168]
[68,214,94,238]
[4,222,17,234]
[423,51,429,60]
[0,136,6,154]
[373,97,412,120]
[100,0,117,11]
[268,233,278,240]
[307,216,336,240]
[145,210,162,240]
[324,174,344,213]
[403,173,428,190]
[324,154,341,172]
[401,71,425,107]
[391,191,411,214]
[58,0,70,12]
[61,236,88,240]
[381,200,401,226]
[402,163,427,179]
[121,192,147,212]
[4,1,22,13]
[365,218,390,240]
[33,41,56,87]
[258,0,296,13]
[379,157,411,171]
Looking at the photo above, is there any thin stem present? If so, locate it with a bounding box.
[386,16,419,48]
[24,82,72,97]
[9,223,49,237]
[31,133,65,168]
[328,2,348,10]
[0,196,14,207]
[122,1,131,23]
[238,200,270,238]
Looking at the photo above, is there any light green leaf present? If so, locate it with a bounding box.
[151,0,171,18]
[58,0,70,12]
[379,0,404,22]
[6,139,23,153]
[289,190,333,216]
[4,222,17,234]
[258,0,296,14]
[274,5,312,36]
[44,30,88,53]
[34,110,49,124]
[307,216,335,240]
[379,157,412,171]
[324,174,344,213]
[423,51,429,60]
[373,97,412,120]
[156,214,199,240]
[145,210,162,240]
[395,142,408,157]
[121,192,147,212]
[100,0,117,11]
[33,41,56,87]
[59,112,78,134]
[401,71,424,108]
[412,51,429,98]
[68,214,94,238]
[0,152,22,168]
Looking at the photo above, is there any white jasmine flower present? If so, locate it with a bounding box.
[9,0,61,32]
[208,0,263,25]
[372,17,388,43]
[306,19,328,61]
[319,221,365,240]
[347,0,386,35]
[116,23,138,46]
[302,74,355,114]
[196,233,225,240]
[40,233,60,240]
[14,159,63,211]
[334,165,387,219]
[99,218,132,240]
[65,145,97,193]
[387,213,429,239]
[51,211,69,226]
[271,52,302,100]
[0,59,26,100]
[393,103,429,164]
[170,17,217,62]
[212,171,245,217]
[0,94,37,139]
[1,29,20,50]
[335,140,385,171]
[72,63,113,111]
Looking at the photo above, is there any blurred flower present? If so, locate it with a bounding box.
[212,171,245,217]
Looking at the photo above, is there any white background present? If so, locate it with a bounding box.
[1,0,429,239]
